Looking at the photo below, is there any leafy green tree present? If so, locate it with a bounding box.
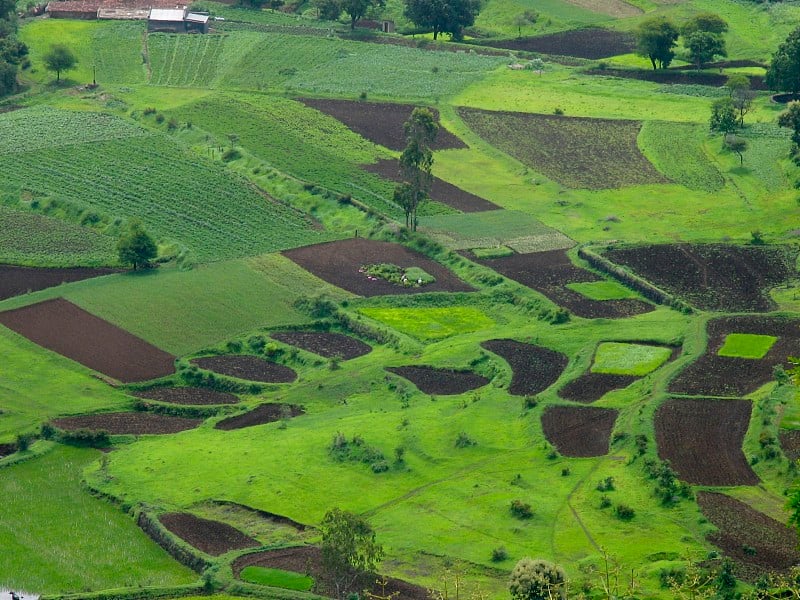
[0,59,15,96]
[685,30,727,69]
[508,557,567,600]
[680,12,728,38]
[778,101,800,152]
[724,134,747,165]
[635,16,679,70]
[726,73,755,126]
[320,507,383,599]
[342,0,385,29]
[710,97,738,136]
[513,10,537,39]
[117,221,157,270]
[395,107,438,230]
[767,26,800,96]
[315,0,342,20]
[43,44,77,82]
[0,0,14,19]
[404,0,481,41]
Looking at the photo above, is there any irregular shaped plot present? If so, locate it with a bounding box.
[566,281,638,300]
[591,343,672,376]
[541,406,617,457]
[697,492,800,579]
[0,265,117,301]
[192,355,297,383]
[481,339,567,396]
[470,249,653,319]
[655,399,758,486]
[718,333,777,359]
[559,372,638,404]
[215,403,304,430]
[386,366,488,395]
[670,316,800,397]
[603,244,797,312]
[133,387,240,406]
[779,430,800,461]
[360,306,493,340]
[0,298,175,383]
[52,412,201,435]
[483,28,635,59]
[284,238,474,297]
[458,108,668,189]
[271,331,371,360]
[159,513,259,556]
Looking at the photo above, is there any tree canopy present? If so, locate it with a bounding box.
[635,16,679,70]
[117,221,157,270]
[43,44,77,82]
[508,558,567,600]
[767,26,800,96]
[396,107,438,231]
[680,12,728,38]
[320,508,383,599]
[685,30,727,69]
[710,97,738,136]
[404,0,481,41]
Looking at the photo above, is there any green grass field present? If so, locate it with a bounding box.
[359,306,495,340]
[566,281,640,301]
[717,333,778,359]
[590,342,673,376]
[239,567,314,590]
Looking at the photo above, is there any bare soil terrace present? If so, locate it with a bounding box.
[271,331,372,360]
[480,339,567,396]
[159,512,260,556]
[132,387,240,405]
[191,355,297,383]
[386,366,489,395]
[480,28,635,60]
[0,265,118,301]
[541,405,618,457]
[214,403,305,430]
[52,412,201,435]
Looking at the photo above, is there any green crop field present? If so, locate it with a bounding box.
[4,2,800,598]
[718,333,778,359]
[590,342,673,376]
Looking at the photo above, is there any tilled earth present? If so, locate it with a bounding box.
[386,366,489,395]
[159,512,259,556]
[481,339,567,396]
[271,331,372,360]
[52,412,202,435]
[0,265,118,301]
[214,403,305,430]
[191,355,297,383]
[541,405,618,457]
[132,387,240,405]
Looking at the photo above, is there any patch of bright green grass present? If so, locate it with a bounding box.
[359,306,494,340]
[472,246,514,259]
[0,327,130,442]
[717,333,777,360]
[780,389,800,429]
[239,566,314,591]
[0,446,195,592]
[591,342,672,376]
[566,281,639,301]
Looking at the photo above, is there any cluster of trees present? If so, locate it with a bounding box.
[636,12,727,70]
[394,107,437,230]
[0,0,27,97]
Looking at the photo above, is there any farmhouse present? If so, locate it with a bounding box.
[147,7,209,33]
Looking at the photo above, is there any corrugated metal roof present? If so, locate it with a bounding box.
[186,12,208,23]
[149,7,185,20]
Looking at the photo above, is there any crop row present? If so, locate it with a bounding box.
[148,33,226,87]
[91,20,148,85]
[0,107,148,156]
[0,134,333,261]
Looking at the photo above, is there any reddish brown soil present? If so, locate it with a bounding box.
[362,159,500,213]
[133,387,240,405]
[214,403,305,430]
[655,399,758,486]
[0,298,175,383]
[483,28,634,59]
[386,366,488,395]
[283,238,474,297]
[191,355,297,383]
[299,98,465,151]
[470,249,653,318]
[0,265,119,301]
[558,372,639,403]
[779,430,800,462]
[697,491,800,579]
[271,331,372,360]
[669,316,800,397]
[232,546,429,600]
[584,67,766,90]
[481,339,567,396]
[541,406,617,457]
[52,412,201,434]
[603,244,797,312]
[159,512,259,556]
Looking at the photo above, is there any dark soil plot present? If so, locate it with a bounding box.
[559,372,638,403]
[0,298,175,383]
[0,443,16,458]
[697,492,800,579]
[0,265,118,301]
[159,512,259,556]
[584,67,767,90]
[133,387,240,406]
[191,355,297,383]
[232,546,430,600]
[779,430,800,461]
[541,406,617,457]
[52,412,201,435]
[458,109,668,190]
[362,159,500,213]
[654,399,758,486]
[483,28,635,59]
[271,331,371,360]
[284,238,474,297]
[386,366,488,395]
[470,249,653,318]
[603,244,797,312]
[481,339,567,396]
[299,98,465,151]
[669,316,800,397]
[214,403,304,430]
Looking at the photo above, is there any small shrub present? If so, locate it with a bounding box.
[561,467,570,477]
[371,460,389,473]
[455,431,476,448]
[596,476,615,492]
[553,107,564,115]
[226,340,242,353]
[491,546,508,562]
[614,503,635,521]
[742,544,756,556]
[635,434,648,455]
[222,147,241,162]
[143,106,156,115]
[60,428,110,448]
[599,495,612,509]
[167,117,178,131]
[750,230,765,245]
[359,91,367,100]
[328,355,342,370]
[155,113,165,124]
[15,432,33,452]
[523,395,538,409]
[394,446,405,463]
[248,335,266,353]
[510,499,533,519]
[546,449,558,460]
[40,423,55,440]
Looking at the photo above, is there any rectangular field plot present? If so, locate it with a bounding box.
[360,306,494,340]
[566,281,639,300]
[418,210,574,252]
[0,298,175,383]
[591,342,672,376]
[718,333,778,359]
[148,33,226,87]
